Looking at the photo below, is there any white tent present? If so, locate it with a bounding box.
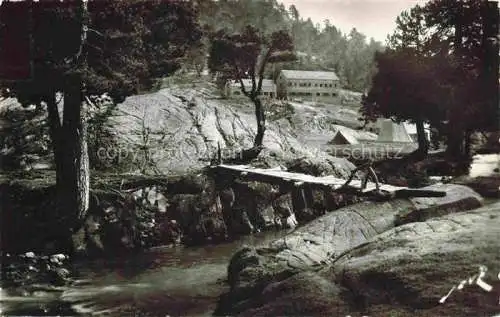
[329,129,359,145]
[376,119,413,143]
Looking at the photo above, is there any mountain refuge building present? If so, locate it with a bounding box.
[276,70,340,102]
[225,79,276,98]
[223,70,341,102]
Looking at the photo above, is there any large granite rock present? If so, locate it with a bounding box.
[236,200,500,317]
[215,184,485,316]
[452,175,500,198]
[1,81,359,176]
[331,202,500,317]
[107,85,356,175]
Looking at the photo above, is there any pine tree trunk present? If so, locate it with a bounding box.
[61,75,90,227]
[415,118,429,158]
[445,16,466,159]
[464,129,472,158]
[446,127,464,158]
[54,0,90,238]
[253,96,266,148]
[46,92,64,186]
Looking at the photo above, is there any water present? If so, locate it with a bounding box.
[2,154,498,316]
[469,154,500,178]
[1,230,287,316]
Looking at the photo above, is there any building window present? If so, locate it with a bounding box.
[322,93,330,96]
[308,83,311,87]
[332,92,337,96]
[316,92,321,96]
[288,82,292,87]
[234,91,240,95]
[306,92,312,96]
[320,84,323,87]
[314,83,318,87]
[263,92,268,95]
[329,84,333,87]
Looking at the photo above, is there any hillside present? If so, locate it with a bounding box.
[107,79,372,174]
[0,77,372,175]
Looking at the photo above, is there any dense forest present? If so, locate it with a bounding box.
[192,0,384,92]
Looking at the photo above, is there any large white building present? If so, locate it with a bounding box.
[276,70,340,102]
[223,70,342,102]
[225,79,276,98]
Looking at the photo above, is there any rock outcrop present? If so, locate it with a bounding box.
[101,83,360,174]
[1,157,354,254]
[331,202,500,317]
[240,202,500,317]
[452,175,500,198]
[215,184,487,316]
[1,81,361,176]
[0,99,52,171]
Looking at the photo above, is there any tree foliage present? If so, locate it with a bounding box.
[197,0,384,92]
[209,25,294,96]
[208,24,295,151]
[361,49,449,123]
[1,0,202,104]
[361,0,497,158]
[0,0,202,238]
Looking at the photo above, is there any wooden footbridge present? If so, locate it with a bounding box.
[211,163,446,201]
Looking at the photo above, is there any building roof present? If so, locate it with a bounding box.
[230,79,275,90]
[280,70,339,81]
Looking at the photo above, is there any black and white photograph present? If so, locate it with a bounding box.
[0,0,499,316]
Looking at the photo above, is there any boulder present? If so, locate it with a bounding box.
[214,184,484,316]
[332,201,500,317]
[452,175,500,198]
[236,271,349,317]
[286,155,355,178]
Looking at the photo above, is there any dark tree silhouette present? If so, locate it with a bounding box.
[362,5,435,157]
[0,0,201,245]
[363,0,498,159]
[361,49,448,158]
[423,0,497,157]
[208,25,295,158]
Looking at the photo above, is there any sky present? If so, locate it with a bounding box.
[279,0,430,43]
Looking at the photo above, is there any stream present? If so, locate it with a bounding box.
[1,154,498,316]
[468,153,500,178]
[1,231,287,316]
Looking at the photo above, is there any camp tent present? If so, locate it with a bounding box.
[376,119,413,143]
[329,129,359,145]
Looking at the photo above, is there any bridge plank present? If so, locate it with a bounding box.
[215,164,408,193]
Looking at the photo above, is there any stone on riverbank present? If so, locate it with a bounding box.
[331,202,500,317]
[234,202,500,316]
[452,175,500,198]
[214,184,485,316]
